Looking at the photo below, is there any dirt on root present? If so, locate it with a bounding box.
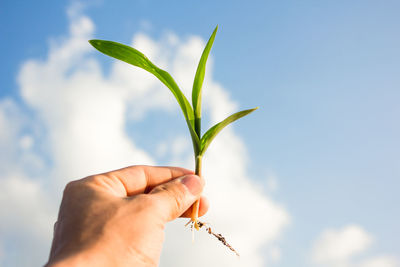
[191,220,240,257]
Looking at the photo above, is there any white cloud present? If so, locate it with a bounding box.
[357,256,399,267]
[312,224,373,264]
[0,99,21,169]
[18,9,154,184]
[269,246,282,263]
[0,4,290,267]
[0,174,54,266]
[0,98,45,175]
[311,225,399,267]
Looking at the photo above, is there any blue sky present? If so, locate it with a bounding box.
[1,1,399,266]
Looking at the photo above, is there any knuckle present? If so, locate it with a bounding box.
[63,177,90,195]
[63,180,79,194]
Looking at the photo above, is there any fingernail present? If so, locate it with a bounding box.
[181,175,202,195]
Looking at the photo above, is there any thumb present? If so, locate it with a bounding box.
[149,174,204,222]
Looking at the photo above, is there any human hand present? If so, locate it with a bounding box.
[45,165,208,267]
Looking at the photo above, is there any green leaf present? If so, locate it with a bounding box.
[192,25,218,137]
[89,39,195,127]
[200,107,258,155]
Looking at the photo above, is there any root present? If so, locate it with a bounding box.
[186,219,240,257]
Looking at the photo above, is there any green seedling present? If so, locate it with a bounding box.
[89,26,257,254]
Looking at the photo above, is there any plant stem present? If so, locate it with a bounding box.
[195,154,202,176]
[191,155,202,230]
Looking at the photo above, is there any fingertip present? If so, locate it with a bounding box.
[180,174,203,196]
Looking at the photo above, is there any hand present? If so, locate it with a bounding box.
[45,165,208,267]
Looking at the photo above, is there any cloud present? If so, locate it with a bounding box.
[357,256,399,267]
[311,224,398,267]
[0,174,54,266]
[0,3,289,267]
[18,7,155,184]
[312,224,373,264]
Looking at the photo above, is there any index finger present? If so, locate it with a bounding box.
[93,165,194,197]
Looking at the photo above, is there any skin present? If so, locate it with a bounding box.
[45,165,208,267]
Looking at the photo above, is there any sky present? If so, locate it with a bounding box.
[0,1,399,267]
